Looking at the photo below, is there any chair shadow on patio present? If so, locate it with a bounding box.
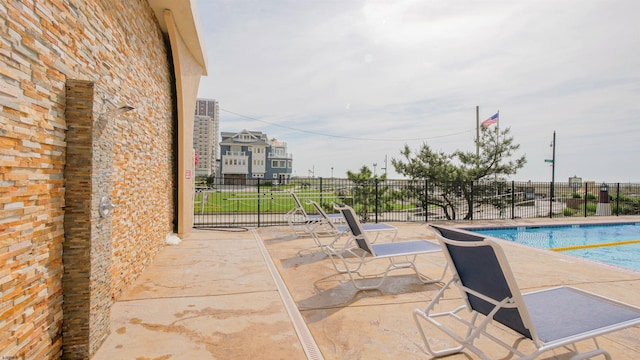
[278,247,329,269]
[295,271,444,324]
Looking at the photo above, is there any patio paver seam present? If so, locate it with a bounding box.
[252,228,325,360]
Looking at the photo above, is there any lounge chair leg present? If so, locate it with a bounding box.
[413,308,464,358]
[417,263,448,285]
[569,349,611,360]
[567,338,611,360]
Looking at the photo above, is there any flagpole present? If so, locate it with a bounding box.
[475,106,479,157]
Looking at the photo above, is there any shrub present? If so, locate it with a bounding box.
[613,194,638,203]
[616,202,640,215]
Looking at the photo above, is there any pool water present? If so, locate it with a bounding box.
[471,223,640,272]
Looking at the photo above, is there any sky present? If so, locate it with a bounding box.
[195,0,640,182]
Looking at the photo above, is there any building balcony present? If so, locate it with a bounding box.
[268,152,292,159]
[225,151,246,156]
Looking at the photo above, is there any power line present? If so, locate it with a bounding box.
[220,107,473,142]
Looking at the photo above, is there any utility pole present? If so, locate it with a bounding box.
[548,131,556,217]
[551,131,556,200]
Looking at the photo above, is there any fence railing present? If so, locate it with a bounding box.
[193,178,640,228]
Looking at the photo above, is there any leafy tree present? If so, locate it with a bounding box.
[392,126,526,219]
[346,165,391,222]
[455,126,526,180]
[206,175,215,188]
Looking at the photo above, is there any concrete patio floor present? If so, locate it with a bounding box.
[93,217,640,359]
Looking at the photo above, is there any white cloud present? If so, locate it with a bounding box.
[197,0,640,182]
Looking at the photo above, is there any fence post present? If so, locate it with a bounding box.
[470,181,474,221]
[200,189,205,215]
[511,181,515,219]
[584,182,588,217]
[319,177,323,205]
[257,178,261,227]
[616,183,620,216]
[374,178,379,223]
[548,181,553,218]
[424,179,428,223]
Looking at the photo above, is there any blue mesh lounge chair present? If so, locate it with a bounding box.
[327,204,446,290]
[306,200,397,251]
[414,225,640,360]
[285,191,342,235]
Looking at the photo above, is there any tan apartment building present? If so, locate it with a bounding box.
[0,1,207,358]
[194,98,220,177]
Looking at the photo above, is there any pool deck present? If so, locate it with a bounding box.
[93,216,640,359]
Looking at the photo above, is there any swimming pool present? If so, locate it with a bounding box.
[470,223,640,272]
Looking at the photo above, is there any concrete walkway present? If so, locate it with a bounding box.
[93,217,640,359]
[92,228,309,359]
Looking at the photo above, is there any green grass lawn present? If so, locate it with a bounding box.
[194,190,349,214]
[193,189,422,214]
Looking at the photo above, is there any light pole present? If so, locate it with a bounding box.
[331,167,333,178]
[381,155,388,177]
[373,163,377,177]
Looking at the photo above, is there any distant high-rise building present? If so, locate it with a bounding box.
[194,99,220,176]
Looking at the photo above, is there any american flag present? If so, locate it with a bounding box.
[481,112,499,127]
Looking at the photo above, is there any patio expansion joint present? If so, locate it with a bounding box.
[251,228,325,360]
[117,289,282,303]
[298,298,429,312]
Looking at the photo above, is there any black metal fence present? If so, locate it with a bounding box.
[193,178,640,228]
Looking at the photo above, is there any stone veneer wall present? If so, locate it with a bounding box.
[1,1,175,359]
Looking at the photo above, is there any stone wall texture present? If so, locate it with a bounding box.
[1,0,176,358]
